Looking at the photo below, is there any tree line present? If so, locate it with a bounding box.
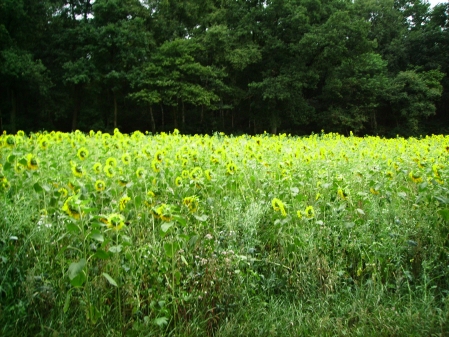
[0,0,448,136]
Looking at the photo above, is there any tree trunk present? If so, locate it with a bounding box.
[372,110,378,134]
[149,104,156,133]
[72,85,81,131]
[182,99,185,128]
[9,88,17,133]
[113,92,118,129]
[161,104,165,129]
[201,104,204,123]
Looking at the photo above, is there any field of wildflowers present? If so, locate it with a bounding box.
[1,129,449,336]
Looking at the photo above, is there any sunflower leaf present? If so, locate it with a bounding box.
[102,272,118,287]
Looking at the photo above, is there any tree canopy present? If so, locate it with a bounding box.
[0,0,447,136]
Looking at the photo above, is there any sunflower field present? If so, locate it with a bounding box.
[1,129,449,336]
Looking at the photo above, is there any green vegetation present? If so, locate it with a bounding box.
[0,0,448,136]
[1,130,449,336]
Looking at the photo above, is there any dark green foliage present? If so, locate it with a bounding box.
[0,0,447,135]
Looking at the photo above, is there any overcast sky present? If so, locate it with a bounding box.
[427,0,447,8]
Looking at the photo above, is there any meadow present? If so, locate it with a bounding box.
[1,129,449,336]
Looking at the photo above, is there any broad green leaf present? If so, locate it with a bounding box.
[88,230,104,243]
[161,222,174,233]
[93,249,110,260]
[109,245,122,253]
[154,317,168,327]
[68,258,86,280]
[194,214,208,222]
[102,272,118,287]
[438,209,449,222]
[164,242,180,258]
[33,182,43,193]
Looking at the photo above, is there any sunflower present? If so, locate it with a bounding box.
[77,147,89,160]
[409,171,423,184]
[154,151,164,163]
[175,176,183,187]
[153,203,173,222]
[93,163,102,174]
[71,163,84,178]
[104,164,115,178]
[337,188,348,200]
[14,161,25,174]
[118,177,129,187]
[5,135,15,148]
[95,180,106,192]
[226,162,237,175]
[370,187,380,195]
[121,153,131,165]
[58,187,68,198]
[204,169,213,181]
[26,154,39,170]
[136,167,146,179]
[119,195,131,211]
[105,213,125,231]
[151,159,161,173]
[304,206,315,218]
[271,198,287,217]
[105,157,118,167]
[190,167,202,180]
[145,191,156,207]
[38,136,50,150]
[296,210,302,219]
[0,179,11,192]
[183,196,199,213]
[62,195,82,219]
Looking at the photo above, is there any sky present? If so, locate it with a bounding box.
[427,0,448,8]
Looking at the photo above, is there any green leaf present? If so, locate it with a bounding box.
[66,222,80,233]
[19,158,27,166]
[93,249,110,260]
[109,245,122,253]
[3,162,11,171]
[356,208,365,215]
[88,230,104,243]
[68,259,87,287]
[161,222,174,233]
[164,242,180,258]
[194,214,208,222]
[33,182,43,193]
[102,272,118,287]
[154,317,168,327]
[8,155,16,163]
[173,215,186,227]
[438,209,449,222]
[63,290,72,313]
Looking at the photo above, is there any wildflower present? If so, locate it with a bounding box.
[93,163,102,174]
[119,195,131,211]
[62,195,82,219]
[77,147,89,160]
[226,162,237,175]
[26,154,38,170]
[105,213,125,231]
[271,198,287,217]
[95,180,106,192]
[104,164,115,178]
[175,176,183,187]
[121,153,131,165]
[183,196,199,213]
[304,206,315,218]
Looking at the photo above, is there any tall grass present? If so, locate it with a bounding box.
[1,130,449,336]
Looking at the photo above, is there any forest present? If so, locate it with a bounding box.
[0,0,448,136]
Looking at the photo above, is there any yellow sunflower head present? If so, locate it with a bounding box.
[226,162,237,175]
[121,153,131,165]
[104,164,115,178]
[71,163,84,178]
[175,176,183,187]
[136,167,146,179]
[119,195,131,211]
[77,147,89,160]
[106,213,125,231]
[183,196,199,213]
[304,206,315,219]
[62,195,82,219]
[26,154,39,170]
[93,163,102,174]
[95,180,106,192]
[271,198,287,217]
[105,157,118,167]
